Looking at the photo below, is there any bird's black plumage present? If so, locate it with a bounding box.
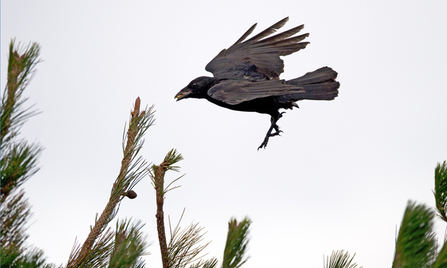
[175,17,340,149]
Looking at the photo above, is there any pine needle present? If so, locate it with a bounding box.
[222,217,251,268]
[434,161,447,222]
[108,218,149,268]
[167,218,212,268]
[324,250,363,268]
[392,201,437,268]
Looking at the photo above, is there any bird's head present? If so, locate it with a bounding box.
[175,76,216,101]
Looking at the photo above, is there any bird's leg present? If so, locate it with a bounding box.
[257,113,284,150]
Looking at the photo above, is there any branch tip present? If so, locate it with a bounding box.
[132,97,141,116]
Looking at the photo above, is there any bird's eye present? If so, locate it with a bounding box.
[191,83,197,88]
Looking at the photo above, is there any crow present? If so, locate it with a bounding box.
[175,17,339,149]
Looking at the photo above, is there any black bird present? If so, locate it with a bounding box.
[175,17,339,149]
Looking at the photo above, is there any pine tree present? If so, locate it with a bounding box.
[0,40,54,268]
[392,161,447,267]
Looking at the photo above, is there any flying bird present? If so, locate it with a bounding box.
[175,17,339,149]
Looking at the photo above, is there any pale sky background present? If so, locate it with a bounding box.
[2,1,447,267]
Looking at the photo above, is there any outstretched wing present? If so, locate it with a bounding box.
[207,80,304,105]
[205,17,309,80]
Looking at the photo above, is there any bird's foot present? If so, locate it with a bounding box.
[257,128,283,150]
[258,115,283,150]
[257,138,269,150]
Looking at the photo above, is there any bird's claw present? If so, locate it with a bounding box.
[257,129,283,150]
[257,141,268,150]
[258,116,283,150]
[257,135,271,150]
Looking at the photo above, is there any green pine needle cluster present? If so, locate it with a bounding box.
[432,242,447,268]
[149,149,184,198]
[1,40,41,145]
[109,218,149,268]
[392,161,447,268]
[0,40,52,268]
[66,218,149,268]
[432,161,447,268]
[167,219,215,268]
[1,39,42,202]
[434,161,447,222]
[324,250,363,268]
[68,230,115,268]
[393,201,437,268]
[222,218,251,268]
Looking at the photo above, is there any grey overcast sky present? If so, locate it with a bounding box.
[2,1,447,267]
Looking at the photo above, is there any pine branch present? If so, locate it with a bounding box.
[1,142,42,203]
[150,151,217,268]
[66,230,115,268]
[0,190,31,248]
[392,201,437,268]
[188,258,218,268]
[1,40,42,202]
[432,241,447,268]
[167,211,214,268]
[1,39,41,144]
[434,161,447,222]
[1,246,54,268]
[149,149,184,268]
[0,39,51,268]
[108,218,149,268]
[67,98,153,267]
[222,217,251,268]
[324,250,363,268]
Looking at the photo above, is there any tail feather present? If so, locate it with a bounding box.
[287,66,338,85]
[283,66,339,101]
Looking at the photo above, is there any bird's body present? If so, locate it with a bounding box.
[175,17,339,149]
[183,76,283,115]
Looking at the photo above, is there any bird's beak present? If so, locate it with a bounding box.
[175,87,192,101]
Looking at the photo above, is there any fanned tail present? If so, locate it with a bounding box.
[284,67,339,101]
